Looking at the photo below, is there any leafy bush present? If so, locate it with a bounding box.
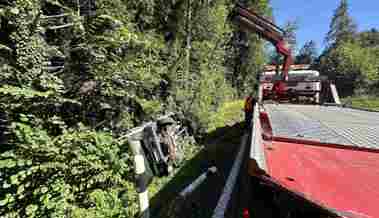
[208,100,244,132]
[0,0,269,217]
[0,118,137,217]
[318,41,379,95]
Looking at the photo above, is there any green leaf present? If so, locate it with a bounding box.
[10,175,18,185]
[0,199,7,207]
[10,7,19,15]
[26,204,38,216]
[3,181,11,189]
[41,186,48,194]
[0,194,14,206]
[0,159,17,168]
[17,160,25,167]
[17,185,25,195]
[20,114,29,122]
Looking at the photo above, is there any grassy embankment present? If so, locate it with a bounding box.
[207,100,244,132]
[147,100,244,217]
[342,96,379,110]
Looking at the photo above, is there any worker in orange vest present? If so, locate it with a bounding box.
[244,94,256,129]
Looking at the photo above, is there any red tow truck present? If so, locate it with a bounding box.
[261,64,322,103]
[230,4,379,218]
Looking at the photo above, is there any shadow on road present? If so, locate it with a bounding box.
[150,122,244,218]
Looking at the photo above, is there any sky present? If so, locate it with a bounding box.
[270,0,379,53]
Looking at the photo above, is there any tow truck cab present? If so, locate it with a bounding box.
[260,65,321,102]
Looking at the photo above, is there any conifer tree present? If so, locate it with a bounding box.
[325,0,357,46]
[296,40,318,65]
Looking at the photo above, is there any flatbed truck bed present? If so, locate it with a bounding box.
[248,103,379,218]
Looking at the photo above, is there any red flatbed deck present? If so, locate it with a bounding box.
[264,140,379,218]
[251,104,379,218]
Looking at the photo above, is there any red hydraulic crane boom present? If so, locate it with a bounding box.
[229,4,293,96]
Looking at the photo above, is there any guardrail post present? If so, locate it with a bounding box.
[258,84,263,102]
[129,139,150,218]
[330,83,341,104]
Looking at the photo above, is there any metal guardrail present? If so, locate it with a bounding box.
[179,167,218,198]
[212,101,265,218]
[212,133,249,218]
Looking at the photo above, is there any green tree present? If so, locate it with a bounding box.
[225,0,273,96]
[268,20,298,67]
[317,0,379,96]
[295,40,318,64]
[358,28,379,48]
[325,0,357,46]
[283,20,298,52]
[317,40,379,96]
[0,0,274,217]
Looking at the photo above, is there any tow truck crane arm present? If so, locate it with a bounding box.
[229,4,293,95]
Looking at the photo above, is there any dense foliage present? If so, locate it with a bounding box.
[224,0,272,95]
[325,0,357,46]
[0,0,271,217]
[295,40,317,65]
[316,0,379,96]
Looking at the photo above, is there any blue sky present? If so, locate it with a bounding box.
[270,0,379,53]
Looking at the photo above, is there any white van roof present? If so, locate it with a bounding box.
[262,70,319,75]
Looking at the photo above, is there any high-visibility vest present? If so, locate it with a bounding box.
[244,97,254,112]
